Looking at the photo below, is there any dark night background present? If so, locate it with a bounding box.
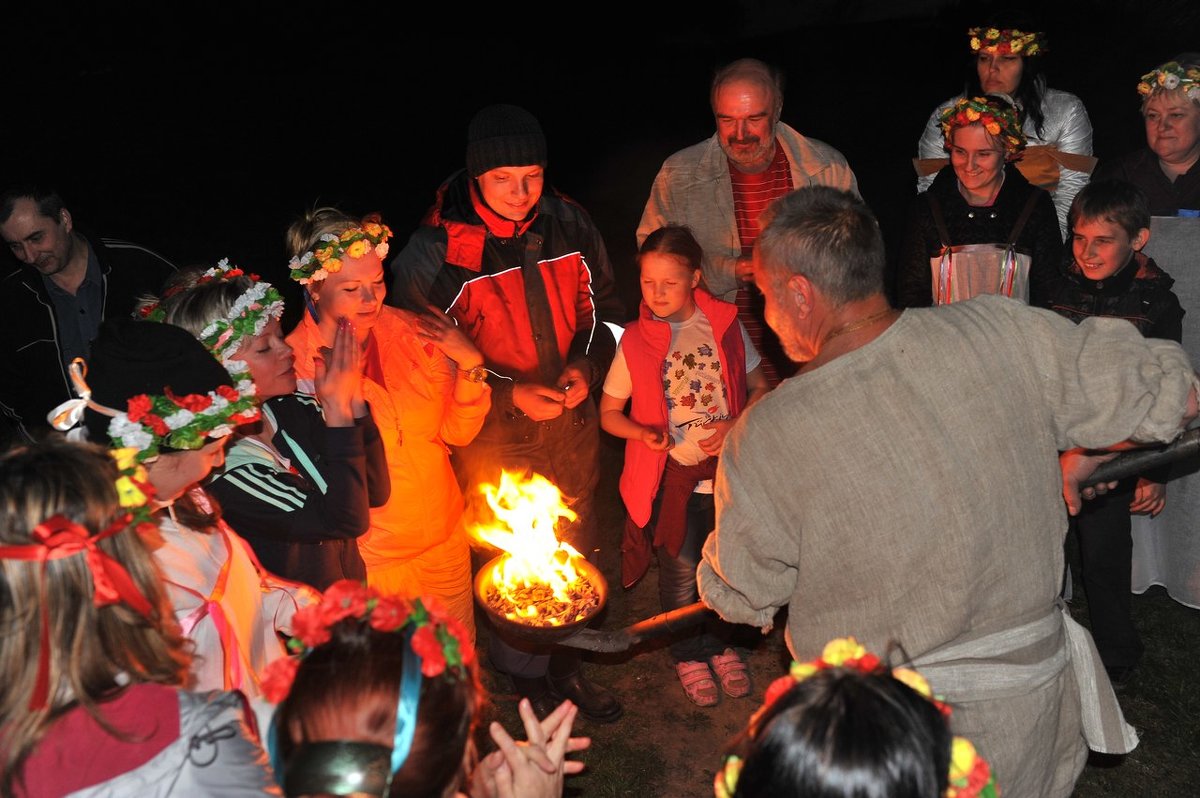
[4,0,1199,328]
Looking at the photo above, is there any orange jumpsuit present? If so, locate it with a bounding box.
[288,306,490,642]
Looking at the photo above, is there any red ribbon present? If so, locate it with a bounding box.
[0,514,155,711]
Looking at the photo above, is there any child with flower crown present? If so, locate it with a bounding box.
[262,579,588,798]
[142,260,391,591]
[284,207,491,644]
[49,316,316,710]
[600,225,769,707]
[0,437,280,796]
[714,637,998,798]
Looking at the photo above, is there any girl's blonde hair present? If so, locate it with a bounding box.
[285,206,358,261]
[0,438,190,797]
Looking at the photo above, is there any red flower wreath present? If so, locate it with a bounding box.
[261,579,475,704]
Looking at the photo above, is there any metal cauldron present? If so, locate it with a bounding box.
[474,553,609,645]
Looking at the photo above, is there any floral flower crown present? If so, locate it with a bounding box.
[262,580,474,796]
[260,578,476,704]
[111,446,158,525]
[48,360,261,462]
[288,216,394,287]
[107,383,260,461]
[939,96,1026,156]
[967,27,1044,56]
[143,259,284,372]
[1137,61,1200,101]
[714,637,999,798]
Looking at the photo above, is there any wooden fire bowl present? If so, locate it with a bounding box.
[474,553,608,645]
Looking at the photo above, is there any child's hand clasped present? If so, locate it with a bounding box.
[470,698,590,798]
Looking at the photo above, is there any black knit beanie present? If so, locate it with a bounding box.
[83,317,235,448]
[465,104,547,177]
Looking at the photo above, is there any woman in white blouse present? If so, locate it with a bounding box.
[914,16,1095,236]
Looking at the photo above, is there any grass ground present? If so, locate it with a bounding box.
[1067,541,1200,796]
[473,437,1200,797]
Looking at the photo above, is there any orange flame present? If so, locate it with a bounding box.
[473,470,585,624]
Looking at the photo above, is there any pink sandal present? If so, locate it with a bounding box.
[675,660,719,707]
[709,648,752,698]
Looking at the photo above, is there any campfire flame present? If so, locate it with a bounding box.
[474,470,590,625]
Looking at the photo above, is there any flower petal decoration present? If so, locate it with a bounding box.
[288,214,394,287]
[261,656,301,704]
[1137,60,1200,99]
[967,26,1045,56]
[262,590,475,705]
[938,96,1027,159]
[319,579,374,625]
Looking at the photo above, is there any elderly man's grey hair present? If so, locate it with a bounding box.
[756,187,886,306]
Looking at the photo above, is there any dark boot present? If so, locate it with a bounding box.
[546,668,623,723]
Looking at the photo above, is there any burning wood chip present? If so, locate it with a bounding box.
[485,575,601,627]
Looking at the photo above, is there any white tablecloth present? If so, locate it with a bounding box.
[1130,216,1200,609]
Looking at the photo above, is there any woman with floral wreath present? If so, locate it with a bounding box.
[897,93,1063,309]
[913,14,1095,237]
[49,316,316,707]
[284,207,491,644]
[1093,53,1200,216]
[142,260,390,591]
[0,437,280,797]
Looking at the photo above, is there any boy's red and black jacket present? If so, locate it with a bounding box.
[1043,250,1184,343]
[388,168,624,397]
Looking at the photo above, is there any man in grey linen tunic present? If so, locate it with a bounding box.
[699,293,1196,798]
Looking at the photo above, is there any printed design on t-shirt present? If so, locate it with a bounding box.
[662,345,729,433]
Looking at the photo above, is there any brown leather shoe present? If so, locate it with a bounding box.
[547,670,623,723]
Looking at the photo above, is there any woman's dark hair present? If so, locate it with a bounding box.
[275,619,482,798]
[639,224,705,273]
[964,9,1048,138]
[723,666,952,798]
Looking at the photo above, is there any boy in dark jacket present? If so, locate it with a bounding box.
[1043,179,1185,687]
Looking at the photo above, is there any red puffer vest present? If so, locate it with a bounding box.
[617,287,746,527]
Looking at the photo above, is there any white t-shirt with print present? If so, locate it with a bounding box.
[604,306,761,491]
